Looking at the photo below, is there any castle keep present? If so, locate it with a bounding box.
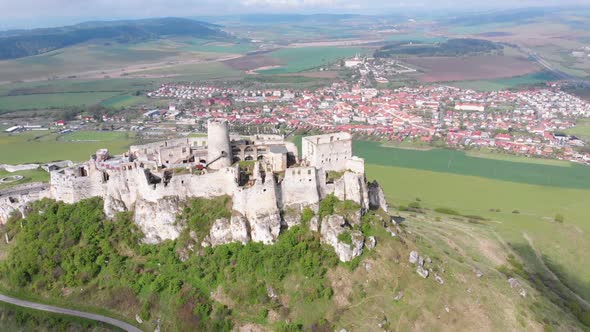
[1,120,388,261]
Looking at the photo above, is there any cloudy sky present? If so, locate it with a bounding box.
[1,0,588,29]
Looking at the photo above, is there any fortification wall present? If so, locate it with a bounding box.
[279,167,320,212]
[102,166,239,210]
[232,175,281,244]
[0,193,37,224]
[49,165,103,204]
[346,156,365,174]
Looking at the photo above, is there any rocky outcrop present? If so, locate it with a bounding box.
[368,180,388,212]
[320,215,365,262]
[309,216,320,232]
[208,215,250,246]
[366,236,377,250]
[0,195,28,224]
[508,277,527,297]
[282,209,302,229]
[233,164,282,244]
[134,197,181,244]
[249,212,282,244]
[103,195,127,218]
[333,172,370,211]
[416,266,429,278]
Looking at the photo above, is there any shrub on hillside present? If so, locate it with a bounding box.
[554,214,565,224]
[301,207,315,225]
[337,232,353,245]
[408,202,421,209]
[434,207,460,216]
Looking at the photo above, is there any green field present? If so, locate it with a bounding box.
[0,78,163,112]
[565,119,590,139]
[60,131,132,142]
[385,32,447,43]
[181,39,255,54]
[0,131,138,164]
[0,44,180,83]
[134,61,242,80]
[99,94,152,108]
[0,168,50,190]
[0,92,123,112]
[0,78,157,97]
[466,149,573,167]
[259,47,368,74]
[450,71,558,91]
[447,22,519,35]
[354,141,590,189]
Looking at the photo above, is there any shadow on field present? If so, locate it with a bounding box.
[506,242,590,328]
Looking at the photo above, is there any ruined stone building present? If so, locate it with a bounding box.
[1,120,388,261]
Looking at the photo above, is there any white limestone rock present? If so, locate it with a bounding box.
[348,209,362,226]
[416,266,429,278]
[209,215,251,246]
[103,195,127,218]
[335,172,370,210]
[309,216,320,232]
[232,165,281,244]
[0,195,27,224]
[320,215,365,262]
[508,277,527,297]
[320,215,347,247]
[134,197,181,244]
[409,251,419,264]
[418,256,425,267]
[368,180,388,212]
[249,212,282,244]
[366,236,377,250]
[282,210,302,229]
[335,231,364,262]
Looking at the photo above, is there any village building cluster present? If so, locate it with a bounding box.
[145,82,590,164]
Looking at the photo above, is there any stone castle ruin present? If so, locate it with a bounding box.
[1,120,388,261]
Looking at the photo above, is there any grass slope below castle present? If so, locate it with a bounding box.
[360,150,590,306]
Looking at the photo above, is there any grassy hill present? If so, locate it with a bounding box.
[375,38,503,58]
[0,18,230,60]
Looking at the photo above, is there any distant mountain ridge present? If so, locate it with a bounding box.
[0,18,229,60]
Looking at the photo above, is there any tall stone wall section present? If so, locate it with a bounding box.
[48,165,103,204]
[279,167,321,212]
[232,174,281,244]
[302,132,352,172]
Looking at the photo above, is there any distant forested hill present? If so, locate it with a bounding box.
[0,18,229,60]
[374,38,503,58]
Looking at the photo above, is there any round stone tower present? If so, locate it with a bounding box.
[207,119,232,169]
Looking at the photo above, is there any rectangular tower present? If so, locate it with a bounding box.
[302,132,352,172]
